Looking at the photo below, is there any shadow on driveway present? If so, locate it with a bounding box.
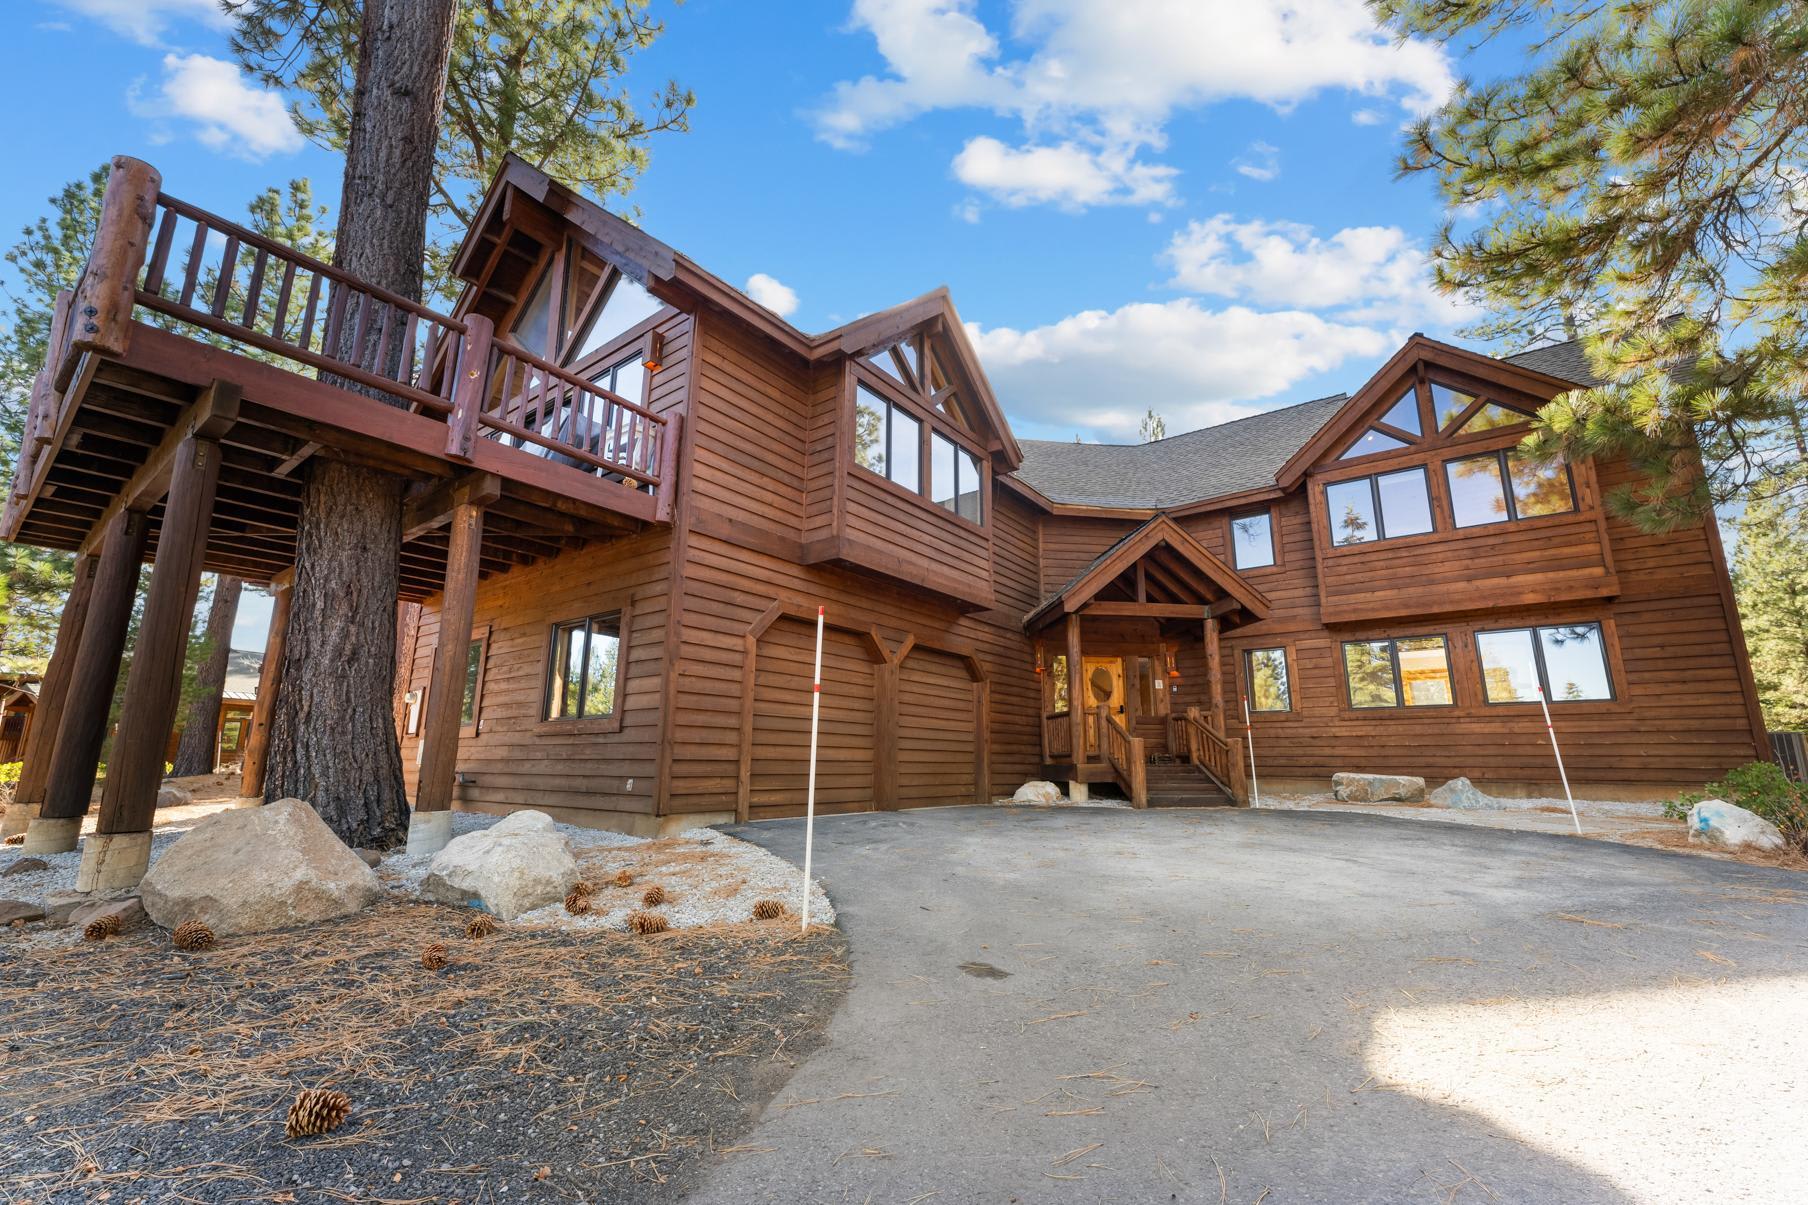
[691,806,1808,1204]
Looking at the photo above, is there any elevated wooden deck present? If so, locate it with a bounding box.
[2,164,680,598]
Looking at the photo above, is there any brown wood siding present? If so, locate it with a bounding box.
[840,468,992,602]
[1039,514,1138,598]
[689,316,809,547]
[400,527,673,820]
[749,617,876,818]
[897,647,978,807]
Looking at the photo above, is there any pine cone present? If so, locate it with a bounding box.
[751,899,786,921]
[612,868,634,888]
[640,884,666,907]
[285,1087,351,1139]
[2,833,23,846]
[563,889,592,915]
[627,910,667,935]
[420,942,449,971]
[464,913,497,939]
[570,880,596,898]
[83,913,122,941]
[172,919,215,952]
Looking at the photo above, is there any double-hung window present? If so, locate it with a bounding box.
[1324,467,1434,546]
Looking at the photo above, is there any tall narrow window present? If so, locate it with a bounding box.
[888,406,921,490]
[1050,655,1070,714]
[546,611,622,721]
[460,637,485,727]
[854,385,887,476]
[1231,511,1275,569]
[1245,647,1292,712]
[1342,635,1452,708]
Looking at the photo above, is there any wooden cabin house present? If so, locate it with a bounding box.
[0,156,1768,884]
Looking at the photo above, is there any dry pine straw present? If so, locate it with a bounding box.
[0,901,847,1203]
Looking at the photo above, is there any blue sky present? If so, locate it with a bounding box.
[2,0,1520,645]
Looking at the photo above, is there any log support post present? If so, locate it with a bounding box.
[79,427,225,891]
[1065,612,1086,799]
[238,571,294,801]
[24,509,150,853]
[873,658,899,810]
[1205,613,1225,735]
[0,552,99,838]
[408,499,485,854]
[57,157,160,391]
[443,314,494,462]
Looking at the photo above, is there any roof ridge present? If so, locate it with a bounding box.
[1021,391,1349,450]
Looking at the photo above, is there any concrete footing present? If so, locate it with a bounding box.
[0,802,33,840]
[75,830,152,892]
[22,815,81,854]
[1067,781,1089,803]
[405,809,452,856]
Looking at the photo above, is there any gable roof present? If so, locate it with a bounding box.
[1024,514,1272,631]
[1013,394,1347,511]
[452,156,1022,467]
[1502,339,1603,387]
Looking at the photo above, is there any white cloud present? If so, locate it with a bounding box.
[1351,107,1385,126]
[1162,214,1473,327]
[1232,141,1281,182]
[57,0,225,46]
[816,1,1455,209]
[952,136,1177,209]
[967,299,1390,439]
[131,54,303,160]
[745,272,800,317]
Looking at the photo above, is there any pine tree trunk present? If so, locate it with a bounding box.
[263,0,456,850]
[170,576,244,777]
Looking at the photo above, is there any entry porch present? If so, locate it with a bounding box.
[1024,516,1271,807]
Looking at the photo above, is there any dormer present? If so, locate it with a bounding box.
[1276,336,1619,624]
[802,295,1021,611]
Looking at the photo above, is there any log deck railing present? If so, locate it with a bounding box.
[13,159,673,528]
[1173,705,1246,803]
[1098,704,1147,808]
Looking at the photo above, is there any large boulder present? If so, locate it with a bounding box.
[1333,773,1426,803]
[140,798,382,935]
[157,785,192,809]
[1011,781,1064,805]
[1687,799,1786,852]
[420,810,577,921]
[1428,777,1495,810]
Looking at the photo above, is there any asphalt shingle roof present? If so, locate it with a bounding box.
[1501,338,1603,387]
[1013,393,1348,510]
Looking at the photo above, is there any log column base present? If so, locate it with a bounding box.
[1067,781,1089,803]
[75,830,153,893]
[22,815,82,854]
[0,802,33,840]
[405,809,452,856]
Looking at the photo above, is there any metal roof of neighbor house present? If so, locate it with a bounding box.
[1013,393,1348,510]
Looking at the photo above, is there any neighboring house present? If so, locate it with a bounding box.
[0,676,39,763]
[0,156,1768,879]
[162,648,261,771]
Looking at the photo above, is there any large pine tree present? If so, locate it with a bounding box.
[1733,492,1808,731]
[1374,0,1808,530]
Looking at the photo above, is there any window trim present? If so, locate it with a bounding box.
[537,600,632,735]
[1324,465,1434,546]
[847,361,990,530]
[1242,646,1294,714]
[1476,620,1616,705]
[1228,508,1278,571]
[460,623,491,736]
[1340,633,1456,710]
[1444,448,1578,528]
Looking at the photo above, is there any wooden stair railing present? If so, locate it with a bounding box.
[1043,710,1073,760]
[1176,705,1247,804]
[1098,704,1148,808]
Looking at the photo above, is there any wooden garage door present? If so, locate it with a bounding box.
[897,649,977,808]
[750,619,876,819]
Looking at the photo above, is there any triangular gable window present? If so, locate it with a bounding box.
[869,345,909,385]
[1455,402,1531,435]
[1379,389,1420,436]
[865,327,982,435]
[571,272,662,366]
[1431,382,1478,431]
[1339,428,1409,460]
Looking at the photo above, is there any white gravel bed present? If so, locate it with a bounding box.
[1254,789,1669,819]
[0,822,212,910]
[378,810,835,931]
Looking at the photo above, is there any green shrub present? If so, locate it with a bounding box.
[1667,761,1808,851]
[0,761,21,788]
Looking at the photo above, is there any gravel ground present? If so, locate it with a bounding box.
[0,902,849,1203]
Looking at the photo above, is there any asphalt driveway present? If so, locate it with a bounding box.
[695,805,1808,1204]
